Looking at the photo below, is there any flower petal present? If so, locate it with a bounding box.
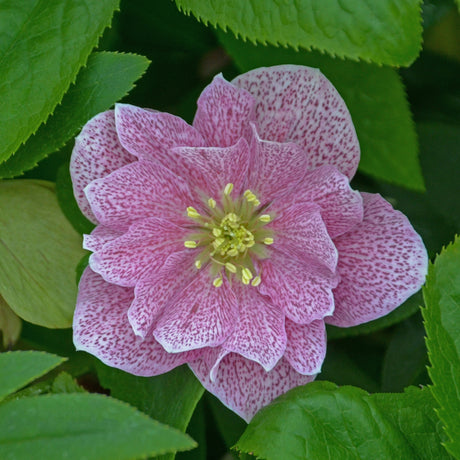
[127,250,197,338]
[115,103,206,161]
[247,125,308,204]
[284,319,326,375]
[270,203,338,273]
[73,268,197,377]
[83,225,123,252]
[70,111,136,223]
[233,65,360,179]
[85,160,192,231]
[167,138,250,199]
[220,283,286,372]
[153,271,239,352]
[193,74,256,147]
[90,217,187,287]
[189,352,315,422]
[279,165,363,239]
[327,192,428,327]
[259,250,338,324]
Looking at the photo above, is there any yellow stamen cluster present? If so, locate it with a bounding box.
[183,183,275,287]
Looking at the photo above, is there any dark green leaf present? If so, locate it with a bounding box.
[0,393,196,460]
[423,236,460,458]
[0,51,150,178]
[0,0,119,163]
[175,0,422,65]
[219,33,424,191]
[0,351,65,401]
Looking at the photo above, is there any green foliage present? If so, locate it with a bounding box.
[0,51,150,179]
[0,180,85,328]
[236,382,449,460]
[423,236,460,458]
[0,393,196,460]
[175,0,422,66]
[0,351,65,401]
[0,0,119,164]
[219,32,424,191]
[0,295,22,348]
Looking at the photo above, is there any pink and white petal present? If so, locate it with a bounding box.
[83,225,124,253]
[193,74,256,147]
[247,125,308,204]
[85,160,193,231]
[189,352,316,422]
[232,65,360,179]
[168,138,250,199]
[270,203,338,273]
[73,268,197,377]
[128,250,197,338]
[115,103,206,162]
[284,319,326,375]
[220,283,286,372]
[70,110,137,223]
[278,165,363,239]
[327,192,428,327]
[259,250,338,324]
[90,217,188,287]
[153,271,239,352]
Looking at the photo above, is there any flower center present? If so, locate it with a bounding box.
[183,183,274,287]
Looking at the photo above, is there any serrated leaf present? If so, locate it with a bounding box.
[0,393,196,460]
[0,351,65,401]
[219,33,424,191]
[423,235,460,458]
[0,0,119,164]
[0,51,150,179]
[175,0,422,66]
[236,382,449,460]
[0,180,85,328]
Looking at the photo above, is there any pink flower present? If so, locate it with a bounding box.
[71,65,428,422]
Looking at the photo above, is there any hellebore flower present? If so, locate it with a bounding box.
[71,65,428,422]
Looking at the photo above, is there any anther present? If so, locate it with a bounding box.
[213,277,223,288]
[259,214,271,223]
[242,268,253,281]
[184,240,198,248]
[212,228,222,237]
[263,237,274,245]
[194,260,202,269]
[225,262,237,273]
[251,275,261,287]
[187,206,201,219]
[224,183,234,196]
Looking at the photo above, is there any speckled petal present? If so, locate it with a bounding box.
[189,352,315,422]
[70,111,137,223]
[168,138,250,199]
[259,250,338,324]
[90,217,187,287]
[193,74,256,147]
[232,65,360,179]
[83,226,123,252]
[248,125,308,204]
[85,160,192,231]
[278,165,363,239]
[115,103,206,161]
[220,283,286,372]
[270,203,338,273]
[73,268,197,377]
[127,251,197,338]
[284,319,326,375]
[153,272,239,352]
[327,193,428,327]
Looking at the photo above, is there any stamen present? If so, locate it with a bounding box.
[225,262,237,273]
[194,260,202,269]
[208,198,216,208]
[184,240,198,248]
[212,228,222,237]
[242,268,253,281]
[187,206,201,219]
[224,183,233,196]
[251,275,261,287]
[259,214,271,223]
[213,276,223,288]
[263,237,274,245]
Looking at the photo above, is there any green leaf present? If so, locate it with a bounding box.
[0,51,150,179]
[0,393,196,460]
[423,236,460,458]
[0,351,65,401]
[0,294,22,348]
[0,180,85,328]
[236,382,449,460]
[96,361,204,425]
[175,0,422,66]
[0,0,119,164]
[219,33,424,191]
